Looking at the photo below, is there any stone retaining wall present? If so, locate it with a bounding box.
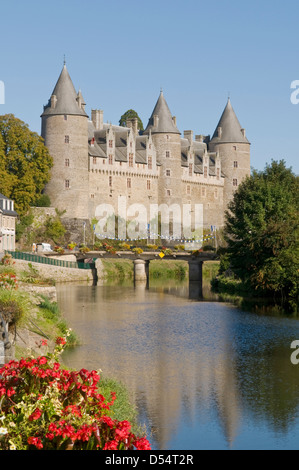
[13,259,94,283]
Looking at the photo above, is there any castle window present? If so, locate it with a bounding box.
[120,161,122,166]
[64,115,68,121]
[166,151,170,158]
[91,194,95,199]
[109,154,113,165]
[65,158,70,167]
[217,168,220,179]
[234,161,238,168]
[233,178,238,187]
[65,180,70,189]
[166,169,171,177]
[147,180,151,190]
[65,135,69,144]
[166,189,171,196]
[109,140,113,148]
[189,164,193,176]
[130,142,133,148]
[127,178,131,189]
[187,185,191,195]
[233,146,237,151]
[109,176,112,187]
[149,144,152,150]
[93,157,97,165]
[202,187,206,197]
[148,156,152,170]
[129,154,134,167]
[103,159,106,165]
[204,166,208,178]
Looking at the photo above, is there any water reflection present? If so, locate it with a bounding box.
[57,281,299,450]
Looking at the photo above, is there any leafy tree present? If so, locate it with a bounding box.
[224,160,299,308]
[0,114,53,215]
[119,109,144,131]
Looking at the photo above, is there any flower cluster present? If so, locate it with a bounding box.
[0,273,18,290]
[0,336,151,451]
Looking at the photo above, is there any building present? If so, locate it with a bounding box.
[0,194,18,252]
[41,64,250,241]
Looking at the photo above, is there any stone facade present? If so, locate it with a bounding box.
[41,65,250,240]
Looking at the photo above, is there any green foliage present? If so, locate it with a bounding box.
[119,109,144,131]
[224,160,299,308]
[0,114,53,215]
[16,211,34,241]
[44,216,66,244]
[33,194,51,207]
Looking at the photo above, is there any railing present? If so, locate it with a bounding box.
[6,251,94,270]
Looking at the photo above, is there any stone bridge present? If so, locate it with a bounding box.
[77,251,218,298]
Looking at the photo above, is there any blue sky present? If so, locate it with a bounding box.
[0,0,299,174]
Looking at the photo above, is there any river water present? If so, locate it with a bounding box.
[56,280,299,450]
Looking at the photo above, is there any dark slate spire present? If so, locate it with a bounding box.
[210,98,249,144]
[143,90,180,135]
[41,64,88,117]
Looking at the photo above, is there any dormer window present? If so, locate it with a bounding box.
[64,115,68,121]
[65,135,69,144]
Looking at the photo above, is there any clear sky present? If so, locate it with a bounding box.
[0,0,299,174]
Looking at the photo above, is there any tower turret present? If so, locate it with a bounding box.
[208,98,250,209]
[41,64,89,219]
[144,91,182,210]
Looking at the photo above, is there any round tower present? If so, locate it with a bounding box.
[208,98,250,210]
[143,91,182,239]
[41,64,89,220]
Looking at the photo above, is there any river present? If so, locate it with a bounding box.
[56,279,299,450]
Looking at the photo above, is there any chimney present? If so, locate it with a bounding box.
[91,109,104,130]
[195,135,204,143]
[50,95,57,109]
[126,117,138,135]
[184,130,193,143]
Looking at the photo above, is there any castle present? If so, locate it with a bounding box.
[41,64,250,241]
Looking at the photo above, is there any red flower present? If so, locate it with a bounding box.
[134,437,151,450]
[56,337,66,346]
[29,408,42,422]
[103,440,118,450]
[28,436,43,449]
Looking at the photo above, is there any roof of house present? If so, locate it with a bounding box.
[210,98,249,144]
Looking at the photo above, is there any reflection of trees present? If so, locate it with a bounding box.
[236,343,299,433]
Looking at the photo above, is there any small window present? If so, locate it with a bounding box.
[166,169,171,177]
[166,151,170,158]
[166,189,171,196]
[109,154,113,165]
[109,140,113,148]
[189,164,193,176]
[65,135,69,144]
[204,166,208,178]
[217,168,220,179]
[64,115,68,121]
[147,180,151,190]
[234,161,238,168]
[65,180,70,189]
[109,176,112,187]
[233,178,238,187]
[129,154,134,167]
[187,185,191,195]
[65,158,70,167]
[148,156,152,170]
[103,159,106,165]
[127,178,131,189]
[93,157,97,165]
[233,146,237,151]
[202,187,206,197]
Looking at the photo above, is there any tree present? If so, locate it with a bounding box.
[119,109,144,131]
[0,114,53,215]
[224,160,299,307]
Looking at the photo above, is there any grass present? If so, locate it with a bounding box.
[149,260,188,280]
[101,259,134,281]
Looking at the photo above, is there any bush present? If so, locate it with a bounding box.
[0,335,151,450]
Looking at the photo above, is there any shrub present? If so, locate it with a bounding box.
[132,247,143,255]
[0,334,151,450]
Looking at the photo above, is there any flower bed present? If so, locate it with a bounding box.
[0,333,151,450]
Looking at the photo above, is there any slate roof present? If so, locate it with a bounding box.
[41,65,88,117]
[210,98,249,144]
[144,91,180,135]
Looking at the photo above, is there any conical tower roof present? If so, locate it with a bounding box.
[41,64,88,117]
[143,91,180,135]
[210,98,249,144]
